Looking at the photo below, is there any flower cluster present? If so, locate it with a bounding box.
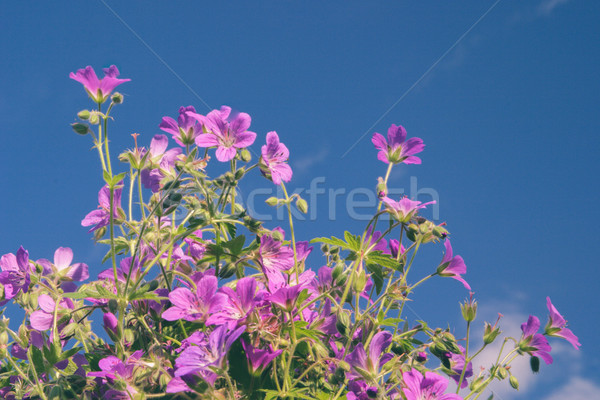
[0,65,579,400]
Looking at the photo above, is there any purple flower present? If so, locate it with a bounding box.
[0,247,32,302]
[258,234,295,278]
[184,230,207,260]
[30,294,74,331]
[140,134,182,192]
[37,247,89,281]
[260,131,293,184]
[371,124,424,165]
[162,275,219,322]
[88,351,143,398]
[207,277,257,328]
[269,285,304,312]
[437,240,470,290]
[545,297,580,349]
[388,239,405,259]
[174,326,245,380]
[241,339,282,375]
[445,346,473,389]
[69,65,130,104]
[519,315,553,365]
[347,380,380,400]
[103,312,118,336]
[98,256,143,283]
[365,228,388,253]
[402,370,463,400]
[381,195,434,223]
[160,106,204,147]
[191,106,256,162]
[81,184,123,233]
[346,331,394,381]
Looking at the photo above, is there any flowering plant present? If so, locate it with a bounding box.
[0,66,579,400]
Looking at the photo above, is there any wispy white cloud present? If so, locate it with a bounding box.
[543,377,600,400]
[293,148,329,174]
[538,0,573,16]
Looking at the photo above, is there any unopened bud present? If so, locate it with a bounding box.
[240,149,252,162]
[336,311,350,336]
[111,92,123,104]
[265,197,279,206]
[234,168,245,180]
[148,280,159,291]
[71,122,90,135]
[509,375,519,390]
[296,198,308,214]
[497,366,508,380]
[530,356,540,373]
[77,110,91,120]
[271,230,284,242]
[353,269,367,293]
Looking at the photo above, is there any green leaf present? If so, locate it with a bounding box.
[29,345,45,374]
[58,346,82,362]
[111,172,127,187]
[62,290,95,299]
[364,258,385,294]
[296,288,311,308]
[311,236,347,248]
[366,251,401,271]
[344,231,362,251]
[102,170,111,185]
[95,284,119,299]
[222,235,246,255]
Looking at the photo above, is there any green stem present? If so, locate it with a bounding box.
[136,169,146,219]
[128,169,135,221]
[281,182,298,278]
[456,321,471,394]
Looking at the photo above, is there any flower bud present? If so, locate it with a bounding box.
[240,149,252,162]
[148,280,159,291]
[124,328,135,346]
[530,356,540,373]
[234,167,246,180]
[469,376,486,392]
[460,294,477,322]
[111,92,124,104]
[71,122,90,136]
[509,375,519,390]
[376,177,387,198]
[332,263,343,281]
[497,366,508,380]
[483,321,501,345]
[108,299,118,314]
[271,230,284,242]
[77,109,91,120]
[265,197,279,206]
[103,312,118,337]
[296,198,308,214]
[336,311,350,336]
[353,269,367,293]
[433,225,449,239]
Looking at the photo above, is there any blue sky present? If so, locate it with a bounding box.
[1,1,598,398]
